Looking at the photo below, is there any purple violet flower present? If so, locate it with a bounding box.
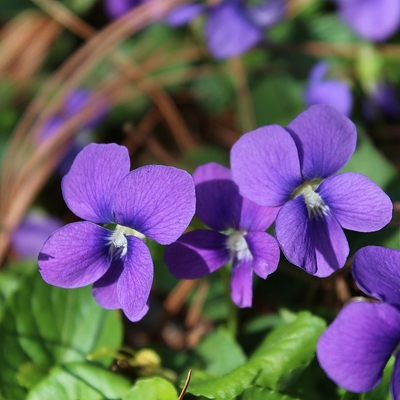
[230,104,393,277]
[11,211,63,260]
[38,143,195,321]
[104,0,143,19]
[304,62,353,117]
[164,162,280,308]
[39,89,108,176]
[167,0,285,60]
[334,0,400,42]
[317,246,400,397]
[363,82,400,121]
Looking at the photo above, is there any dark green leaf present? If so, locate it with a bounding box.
[241,386,300,400]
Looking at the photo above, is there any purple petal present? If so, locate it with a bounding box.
[62,143,130,223]
[166,3,205,26]
[305,63,353,117]
[335,0,400,42]
[193,163,240,231]
[245,0,285,29]
[92,258,124,309]
[318,173,393,232]
[245,232,280,279]
[365,82,400,120]
[231,125,302,207]
[64,89,108,129]
[275,196,349,276]
[39,116,64,142]
[11,211,63,259]
[391,356,400,400]
[164,230,230,279]
[205,1,262,59]
[231,258,253,308]
[353,246,400,308]
[38,222,112,288]
[286,104,357,180]
[317,301,400,392]
[117,236,153,321]
[104,0,141,19]
[114,165,195,245]
[194,162,277,231]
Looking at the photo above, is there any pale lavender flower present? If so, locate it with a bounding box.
[11,211,63,259]
[231,104,392,277]
[334,0,400,42]
[167,0,285,59]
[304,62,353,117]
[317,246,400,398]
[38,143,195,321]
[164,162,280,308]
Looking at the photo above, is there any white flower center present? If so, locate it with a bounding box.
[227,231,252,261]
[110,225,146,257]
[300,185,329,219]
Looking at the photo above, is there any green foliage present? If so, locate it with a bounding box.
[186,312,326,399]
[0,267,123,399]
[123,377,178,400]
[26,363,131,400]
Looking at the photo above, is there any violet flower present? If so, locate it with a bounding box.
[164,162,280,308]
[304,62,353,117]
[317,246,400,398]
[40,89,108,176]
[334,0,400,42]
[11,211,63,260]
[38,143,195,321]
[230,104,392,277]
[167,0,285,60]
[363,82,400,121]
[104,0,142,19]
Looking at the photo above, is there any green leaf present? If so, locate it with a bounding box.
[341,125,397,189]
[186,312,326,399]
[241,386,300,400]
[0,269,123,400]
[123,377,178,400]
[26,362,131,400]
[197,328,247,376]
[59,0,96,14]
[251,76,304,127]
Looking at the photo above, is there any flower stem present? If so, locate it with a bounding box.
[219,265,238,337]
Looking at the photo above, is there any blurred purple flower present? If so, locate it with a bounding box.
[11,211,63,260]
[39,89,108,175]
[364,82,400,121]
[104,0,142,19]
[304,62,353,117]
[38,143,195,321]
[164,162,280,308]
[231,104,392,277]
[334,0,400,42]
[317,246,400,397]
[167,0,285,59]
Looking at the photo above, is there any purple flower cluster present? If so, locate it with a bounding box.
[317,246,400,397]
[167,0,285,59]
[38,103,393,322]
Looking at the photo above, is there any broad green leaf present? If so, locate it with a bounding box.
[26,362,131,400]
[241,386,300,400]
[123,377,178,400]
[0,269,123,400]
[187,312,325,399]
[197,328,247,375]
